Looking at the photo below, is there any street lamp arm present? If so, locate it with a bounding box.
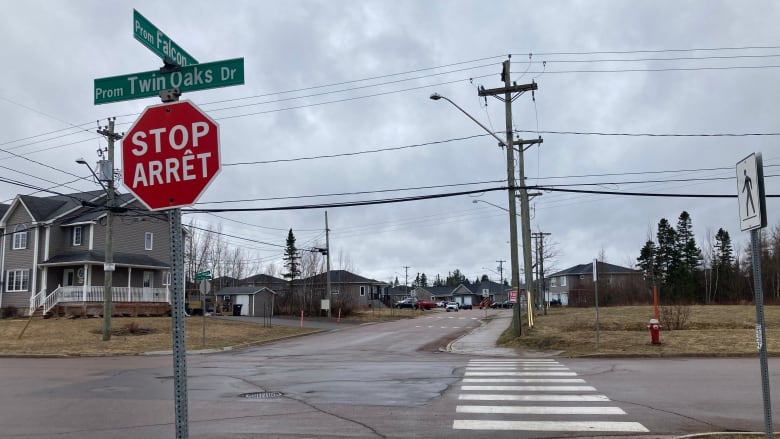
[430,93,507,147]
[75,158,110,195]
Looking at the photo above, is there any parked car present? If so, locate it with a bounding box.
[445,302,459,312]
[435,301,446,308]
[395,299,417,309]
[491,300,510,309]
[460,303,473,310]
[417,300,436,310]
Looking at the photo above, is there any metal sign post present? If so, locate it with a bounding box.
[736,152,772,439]
[593,258,600,350]
[169,208,188,439]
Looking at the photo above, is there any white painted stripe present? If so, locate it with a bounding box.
[463,378,586,383]
[461,385,597,392]
[467,367,569,370]
[465,371,577,376]
[456,405,627,415]
[453,420,649,432]
[459,394,610,402]
[469,359,556,363]
[469,359,557,362]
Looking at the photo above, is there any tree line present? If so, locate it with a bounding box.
[636,210,780,304]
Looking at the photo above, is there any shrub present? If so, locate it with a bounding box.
[659,303,691,330]
[1,306,19,318]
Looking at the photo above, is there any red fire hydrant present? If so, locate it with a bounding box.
[648,318,661,345]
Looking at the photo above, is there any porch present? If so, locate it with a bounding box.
[30,285,171,318]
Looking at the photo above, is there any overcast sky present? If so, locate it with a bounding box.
[2,1,779,286]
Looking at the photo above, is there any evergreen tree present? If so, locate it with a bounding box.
[282,229,301,284]
[446,269,467,287]
[420,273,428,287]
[394,276,399,287]
[655,218,677,283]
[670,211,701,300]
[676,211,701,270]
[713,228,734,300]
[481,274,489,282]
[637,240,656,281]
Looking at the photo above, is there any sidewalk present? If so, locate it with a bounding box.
[447,310,560,357]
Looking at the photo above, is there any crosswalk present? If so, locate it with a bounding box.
[453,359,649,433]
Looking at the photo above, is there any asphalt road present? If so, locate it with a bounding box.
[0,309,777,438]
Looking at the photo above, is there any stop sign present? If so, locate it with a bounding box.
[122,100,220,211]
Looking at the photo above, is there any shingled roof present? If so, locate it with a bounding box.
[549,262,639,277]
[40,250,169,269]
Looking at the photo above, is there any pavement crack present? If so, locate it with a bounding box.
[613,397,726,430]
[284,395,387,438]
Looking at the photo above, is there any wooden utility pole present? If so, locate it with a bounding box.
[96,118,122,341]
[479,59,539,334]
[532,232,551,315]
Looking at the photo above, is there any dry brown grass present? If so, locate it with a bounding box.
[501,305,780,357]
[348,307,436,322]
[0,316,318,356]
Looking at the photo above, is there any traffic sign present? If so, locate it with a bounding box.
[122,100,220,210]
[195,270,212,281]
[736,153,767,231]
[133,9,198,66]
[94,57,244,105]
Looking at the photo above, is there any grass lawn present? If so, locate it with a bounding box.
[0,316,319,356]
[500,305,780,357]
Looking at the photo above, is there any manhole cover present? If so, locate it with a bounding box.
[238,391,284,399]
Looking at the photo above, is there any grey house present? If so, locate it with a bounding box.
[547,261,644,306]
[0,190,172,317]
[299,270,388,308]
[450,280,504,308]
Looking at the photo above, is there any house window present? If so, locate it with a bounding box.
[6,269,29,291]
[360,286,366,296]
[560,277,567,287]
[72,226,82,246]
[550,277,557,287]
[12,224,27,250]
[145,232,153,250]
[162,271,171,286]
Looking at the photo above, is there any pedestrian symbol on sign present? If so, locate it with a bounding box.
[736,153,766,231]
[742,169,755,216]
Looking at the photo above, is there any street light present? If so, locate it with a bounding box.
[76,158,114,341]
[433,92,524,335]
[473,199,519,215]
[429,94,506,147]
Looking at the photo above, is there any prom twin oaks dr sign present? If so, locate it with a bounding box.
[122,100,220,211]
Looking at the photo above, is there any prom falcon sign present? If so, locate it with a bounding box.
[122,100,220,211]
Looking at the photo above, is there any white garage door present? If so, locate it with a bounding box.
[235,295,249,316]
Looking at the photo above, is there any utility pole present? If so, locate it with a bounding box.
[325,211,331,318]
[496,260,505,300]
[96,118,121,341]
[532,232,551,315]
[479,58,539,335]
[404,266,410,298]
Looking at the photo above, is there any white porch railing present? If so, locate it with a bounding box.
[31,286,171,315]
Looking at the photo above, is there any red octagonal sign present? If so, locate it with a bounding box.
[122,100,220,211]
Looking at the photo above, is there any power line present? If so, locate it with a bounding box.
[512,53,780,65]
[513,45,780,57]
[196,180,504,205]
[223,133,494,166]
[515,129,780,137]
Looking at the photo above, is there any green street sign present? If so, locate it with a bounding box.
[195,270,212,280]
[133,9,198,66]
[94,57,244,105]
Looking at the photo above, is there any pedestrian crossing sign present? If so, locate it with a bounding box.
[736,152,767,231]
